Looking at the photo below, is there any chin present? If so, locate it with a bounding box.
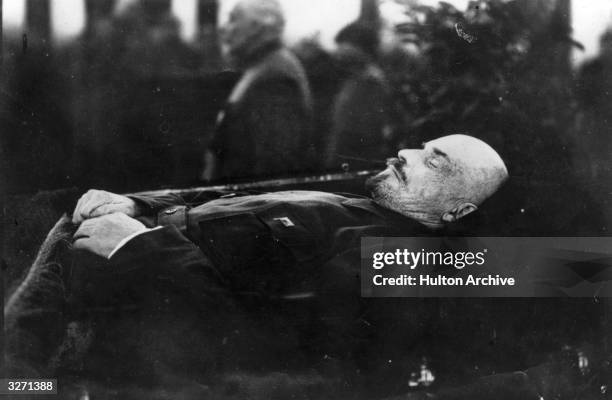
[366,174,395,206]
[367,173,417,218]
[365,173,387,196]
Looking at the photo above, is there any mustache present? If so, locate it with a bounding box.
[334,155,406,182]
[386,157,403,168]
[386,157,408,182]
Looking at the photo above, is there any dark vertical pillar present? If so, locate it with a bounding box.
[359,0,380,29]
[197,0,221,71]
[0,0,3,376]
[0,0,3,66]
[0,0,4,369]
[554,0,571,77]
[198,0,218,27]
[18,0,72,192]
[518,0,572,78]
[84,0,115,31]
[140,0,171,23]
[25,0,51,49]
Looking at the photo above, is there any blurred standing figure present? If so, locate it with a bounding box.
[325,22,392,170]
[574,30,612,183]
[202,0,313,181]
[574,29,612,230]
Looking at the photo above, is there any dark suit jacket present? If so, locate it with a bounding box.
[89,190,442,376]
[112,190,431,299]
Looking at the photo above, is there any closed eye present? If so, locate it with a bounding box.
[422,142,448,169]
[433,148,448,158]
[427,157,441,168]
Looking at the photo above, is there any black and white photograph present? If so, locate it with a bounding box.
[1,0,611,398]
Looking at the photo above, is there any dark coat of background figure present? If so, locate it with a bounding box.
[208,44,314,180]
[574,30,612,183]
[326,62,391,169]
[325,22,392,170]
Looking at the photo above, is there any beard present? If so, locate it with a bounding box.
[365,158,403,196]
[365,171,385,193]
[366,170,427,219]
[366,172,398,211]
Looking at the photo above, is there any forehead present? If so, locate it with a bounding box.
[425,135,482,163]
[231,1,260,21]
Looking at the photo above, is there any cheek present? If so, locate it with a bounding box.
[437,178,464,201]
[377,169,401,189]
[410,170,446,200]
[404,166,429,189]
[223,23,246,44]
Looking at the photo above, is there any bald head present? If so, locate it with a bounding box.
[221,0,285,66]
[235,0,284,25]
[427,134,508,206]
[367,134,508,228]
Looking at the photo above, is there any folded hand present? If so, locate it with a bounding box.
[73,213,146,258]
[73,189,140,224]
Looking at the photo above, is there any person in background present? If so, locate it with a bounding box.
[325,22,393,170]
[574,29,612,184]
[201,0,313,181]
[293,37,346,171]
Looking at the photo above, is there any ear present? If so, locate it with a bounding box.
[441,203,478,223]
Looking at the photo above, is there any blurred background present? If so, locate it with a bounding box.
[1,0,611,233]
[2,2,612,397]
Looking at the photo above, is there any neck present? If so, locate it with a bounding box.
[234,40,282,70]
[373,199,444,230]
[400,209,444,230]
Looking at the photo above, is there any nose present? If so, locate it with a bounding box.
[397,149,419,164]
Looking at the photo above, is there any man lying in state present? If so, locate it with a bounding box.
[71,134,507,268]
[6,134,516,398]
